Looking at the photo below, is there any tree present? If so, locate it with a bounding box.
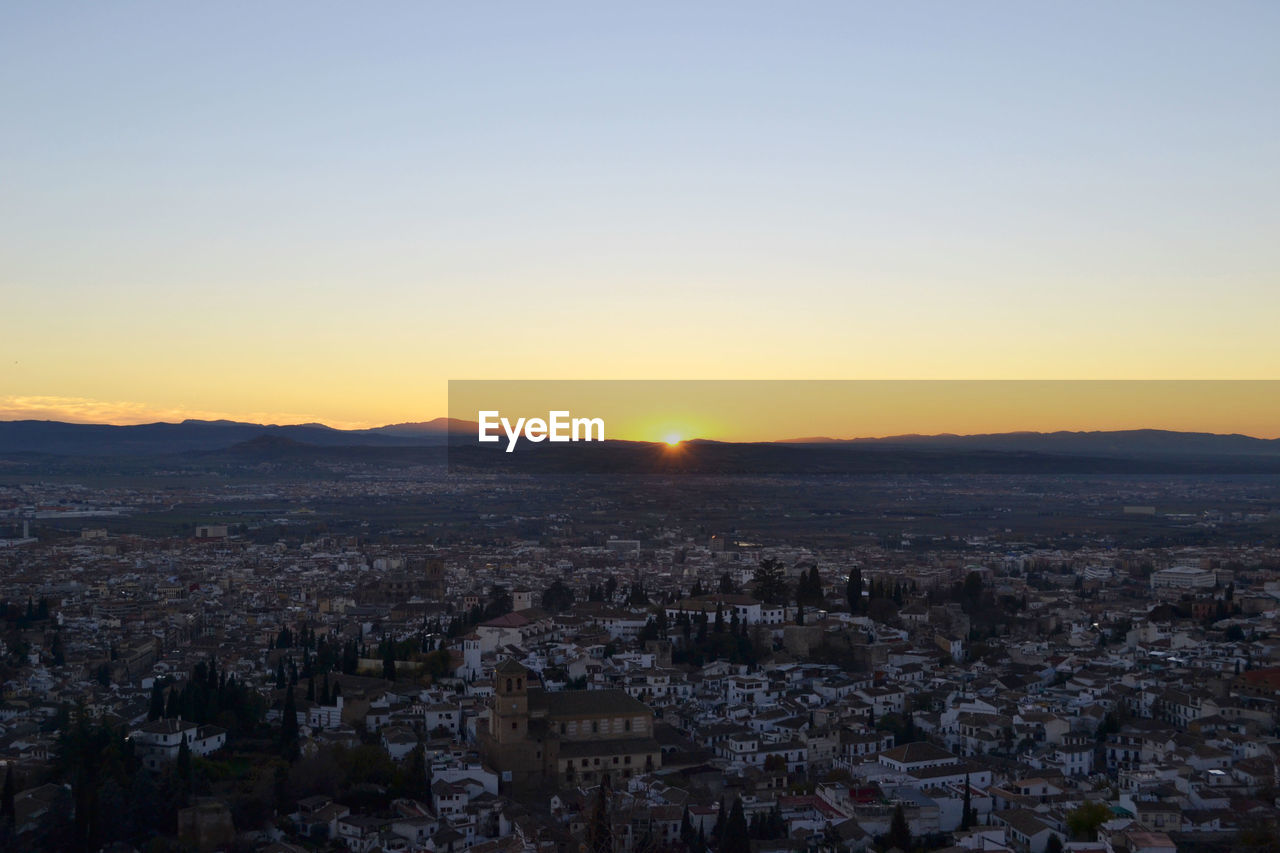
[796,566,824,606]
[1045,835,1064,853]
[752,558,789,605]
[405,744,430,801]
[589,777,613,853]
[1,764,14,822]
[903,712,919,744]
[960,772,973,829]
[722,798,750,853]
[280,688,300,760]
[765,802,785,840]
[712,797,727,847]
[887,802,911,852]
[176,738,192,789]
[847,568,863,613]
[1237,813,1280,851]
[543,579,575,613]
[485,584,513,618]
[382,641,397,682]
[1066,801,1112,841]
[148,680,165,721]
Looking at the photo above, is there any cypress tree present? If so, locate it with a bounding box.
[589,776,613,853]
[280,688,299,760]
[383,642,397,681]
[712,797,727,847]
[2,764,15,821]
[888,803,911,851]
[177,739,192,788]
[148,681,165,721]
[722,799,750,853]
[847,568,862,613]
[407,744,430,801]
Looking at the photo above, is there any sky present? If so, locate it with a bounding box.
[2,2,1278,434]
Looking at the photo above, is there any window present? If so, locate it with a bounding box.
[560,723,566,734]
[625,720,632,732]
[512,721,518,730]
[506,679,512,692]
[592,721,599,733]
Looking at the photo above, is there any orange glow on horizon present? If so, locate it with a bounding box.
[4,382,1280,440]
[449,381,1280,442]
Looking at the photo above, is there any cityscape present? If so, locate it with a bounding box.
[1,430,1279,853]
[4,2,1279,852]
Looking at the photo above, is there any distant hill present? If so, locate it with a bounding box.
[777,429,1280,458]
[447,437,1280,476]
[1,420,1276,470]
[0,418,459,455]
[366,418,478,437]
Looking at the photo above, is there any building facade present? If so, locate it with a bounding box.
[479,659,661,792]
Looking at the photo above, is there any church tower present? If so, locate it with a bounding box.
[491,658,529,744]
[462,633,482,681]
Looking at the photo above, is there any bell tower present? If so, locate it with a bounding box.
[491,658,529,745]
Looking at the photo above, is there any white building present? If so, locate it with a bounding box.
[1150,565,1215,593]
[129,718,227,770]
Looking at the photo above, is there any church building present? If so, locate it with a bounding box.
[479,659,661,792]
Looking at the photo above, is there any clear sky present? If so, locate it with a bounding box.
[2,2,1278,432]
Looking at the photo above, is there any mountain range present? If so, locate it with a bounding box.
[0,417,471,455]
[0,419,1277,463]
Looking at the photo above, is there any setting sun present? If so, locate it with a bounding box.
[663,434,683,447]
